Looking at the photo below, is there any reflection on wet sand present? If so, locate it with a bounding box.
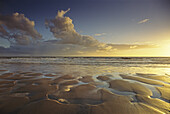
[0,69,169,114]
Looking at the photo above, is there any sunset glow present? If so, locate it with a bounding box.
[0,0,170,57]
[0,1,170,114]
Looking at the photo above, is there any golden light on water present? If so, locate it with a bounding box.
[0,0,170,113]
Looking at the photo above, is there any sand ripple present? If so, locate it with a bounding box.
[0,70,169,114]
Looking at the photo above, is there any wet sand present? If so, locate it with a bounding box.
[0,69,169,114]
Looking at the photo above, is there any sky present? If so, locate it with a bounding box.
[0,0,170,56]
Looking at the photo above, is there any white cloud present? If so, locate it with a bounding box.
[108,44,158,50]
[130,45,137,49]
[94,33,106,36]
[138,19,149,24]
[45,9,106,48]
[76,51,84,54]
[0,10,157,56]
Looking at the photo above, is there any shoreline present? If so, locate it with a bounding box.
[0,56,170,59]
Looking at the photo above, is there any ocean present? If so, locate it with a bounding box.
[0,57,170,75]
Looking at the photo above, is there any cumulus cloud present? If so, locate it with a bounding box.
[45,9,108,49]
[0,10,158,56]
[138,19,149,24]
[0,13,42,45]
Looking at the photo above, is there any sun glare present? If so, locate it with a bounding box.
[159,43,170,56]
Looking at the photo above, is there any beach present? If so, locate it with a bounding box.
[1,0,170,113]
[0,57,170,114]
